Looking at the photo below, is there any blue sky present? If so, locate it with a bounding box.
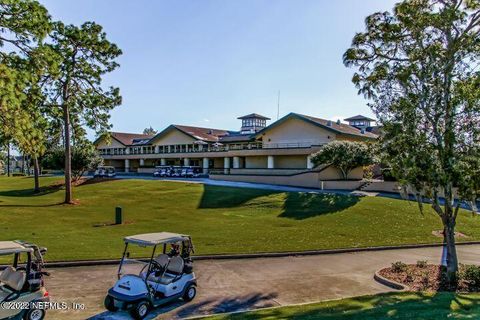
[40,0,398,134]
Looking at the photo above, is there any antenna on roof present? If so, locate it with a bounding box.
[277,90,280,120]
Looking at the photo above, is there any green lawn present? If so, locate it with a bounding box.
[202,292,480,319]
[0,176,479,261]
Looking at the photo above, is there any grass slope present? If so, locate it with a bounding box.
[0,176,479,261]
[203,292,480,319]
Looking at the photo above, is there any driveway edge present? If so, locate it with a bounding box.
[38,241,480,268]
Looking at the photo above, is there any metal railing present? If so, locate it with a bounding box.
[98,141,323,156]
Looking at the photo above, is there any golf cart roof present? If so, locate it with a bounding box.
[0,241,34,255]
[124,232,190,246]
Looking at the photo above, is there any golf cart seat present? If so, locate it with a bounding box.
[154,254,169,267]
[0,266,15,284]
[0,267,26,292]
[147,256,184,285]
[158,256,184,285]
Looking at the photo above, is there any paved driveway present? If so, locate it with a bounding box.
[46,245,480,319]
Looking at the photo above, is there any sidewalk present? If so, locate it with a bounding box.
[47,244,480,319]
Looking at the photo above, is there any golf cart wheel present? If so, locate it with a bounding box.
[104,295,118,312]
[24,308,45,320]
[183,284,197,302]
[130,300,150,320]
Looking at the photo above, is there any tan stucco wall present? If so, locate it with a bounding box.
[213,158,224,168]
[103,159,125,168]
[259,117,336,145]
[275,155,307,169]
[210,166,365,189]
[151,129,195,145]
[245,156,268,168]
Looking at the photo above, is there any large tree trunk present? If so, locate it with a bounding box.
[6,141,10,177]
[444,222,458,277]
[63,104,72,204]
[33,156,40,193]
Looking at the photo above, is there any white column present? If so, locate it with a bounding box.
[307,155,314,169]
[154,145,159,153]
[233,156,240,169]
[224,157,231,174]
[125,159,130,173]
[184,158,190,167]
[267,155,275,169]
[160,158,166,166]
[203,157,209,174]
[125,148,130,155]
[140,159,145,166]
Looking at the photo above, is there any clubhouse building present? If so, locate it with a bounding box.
[95,113,377,177]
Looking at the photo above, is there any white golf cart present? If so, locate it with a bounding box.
[104,232,197,319]
[94,166,116,178]
[0,241,50,320]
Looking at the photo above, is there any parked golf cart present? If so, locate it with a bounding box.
[170,166,182,177]
[184,167,200,178]
[94,166,116,178]
[153,166,170,178]
[104,232,197,319]
[0,241,49,320]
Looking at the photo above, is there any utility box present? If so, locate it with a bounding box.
[115,207,123,225]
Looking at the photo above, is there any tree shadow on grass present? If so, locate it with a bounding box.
[218,292,480,319]
[279,192,360,220]
[198,184,278,209]
[0,183,63,197]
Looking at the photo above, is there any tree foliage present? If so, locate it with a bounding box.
[311,141,375,180]
[344,0,480,278]
[143,126,157,135]
[42,142,103,181]
[44,21,122,203]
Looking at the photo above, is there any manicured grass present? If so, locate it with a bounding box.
[203,292,480,319]
[0,176,479,261]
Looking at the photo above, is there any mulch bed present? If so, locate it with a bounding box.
[379,264,474,292]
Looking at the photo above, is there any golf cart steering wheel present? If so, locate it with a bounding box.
[141,260,163,276]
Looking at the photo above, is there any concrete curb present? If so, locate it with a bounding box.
[35,241,480,268]
[373,269,407,291]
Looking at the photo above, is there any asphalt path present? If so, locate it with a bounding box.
[46,244,480,320]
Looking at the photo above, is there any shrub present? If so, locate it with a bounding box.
[460,264,480,290]
[391,261,407,273]
[416,260,428,268]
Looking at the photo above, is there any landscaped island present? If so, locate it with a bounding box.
[1,176,480,261]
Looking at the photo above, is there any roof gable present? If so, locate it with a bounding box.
[256,113,377,139]
[344,114,376,121]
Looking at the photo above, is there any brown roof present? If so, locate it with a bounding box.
[172,125,230,142]
[297,114,377,139]
[111,132,155,145]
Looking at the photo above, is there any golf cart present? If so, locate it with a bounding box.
[105,232,197,319]
[170,167,182,178]
[94,166,116,178]
[0,241,49,320]
[153,166,171,178]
